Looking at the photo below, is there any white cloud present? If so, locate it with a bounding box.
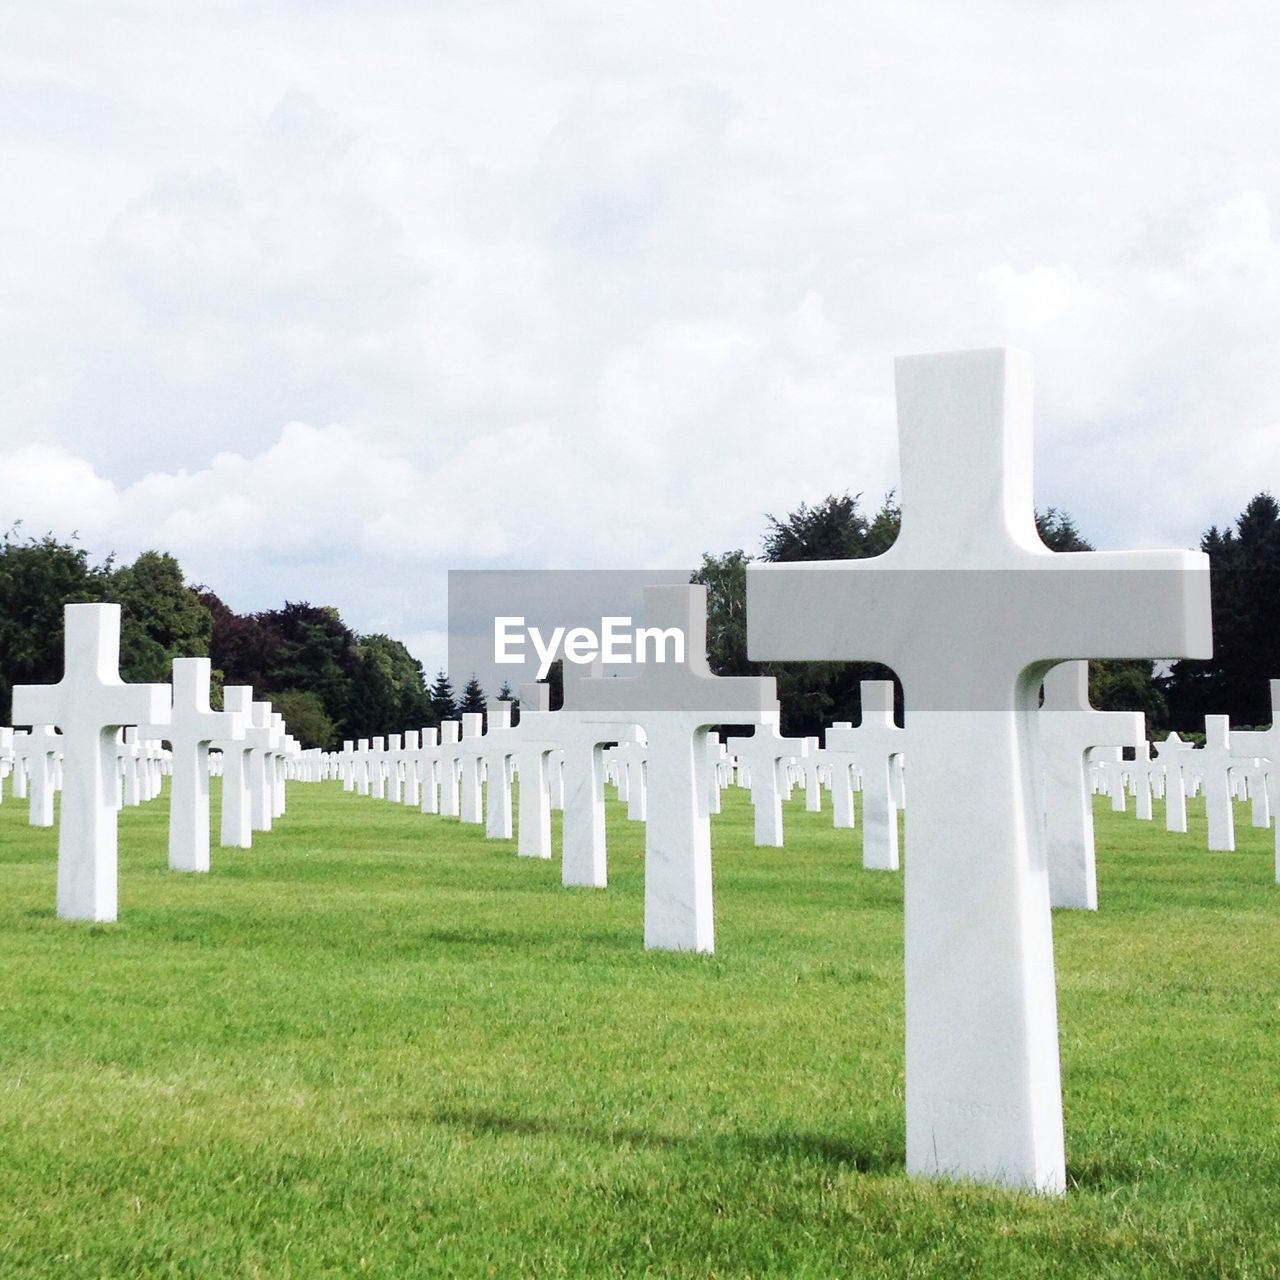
[1,0,1279,671]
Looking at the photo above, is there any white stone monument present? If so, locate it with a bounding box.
[12,603,170,922]
[1038,661,1143,910]
[139,657,242,873]
[746,347,1212,1193]
[567,584,775,951]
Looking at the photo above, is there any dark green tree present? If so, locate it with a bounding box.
[0,529,107,722]
[1165,492,1280,728]
[270,689,339,749]
[460,675,487,717]
[697,493,1164,735]
[345,633,435,738]
[109,550,213,682]
[430,670,459,723]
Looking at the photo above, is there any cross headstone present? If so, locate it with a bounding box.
[11,603,170,921]
[481,700,516,839]
[1201,715,1236,851]
[567,584,775,951]
[457,715,486,824]
[1038,661,1143,910]
[824,681,905,871]
[0,726,14,804]
[507,683,559,859]
[214,686,255,848]
[746,347,1211,1192]
[725,710,808,846]
[139,657,242,873]
[1230,679,1280,880]
[1153,732,1194,833]
[438,721,461,816]
[14,724,60,828]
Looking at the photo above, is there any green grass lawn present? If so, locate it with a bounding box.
[0,780,1278,1278]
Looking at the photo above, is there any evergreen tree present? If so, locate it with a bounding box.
[430,670,459,723]
[460,675,487,716]
[496,679,519,725]
[1165,492,1280,727]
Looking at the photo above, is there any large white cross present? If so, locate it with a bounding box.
[1038,661,1143,910]
[139,657,242,873]
[824,681,905,871]
[12,603,170,922]
[746,347,1211,1193]
[567,583,775,952]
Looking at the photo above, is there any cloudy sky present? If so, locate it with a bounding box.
[1,2,1277,675]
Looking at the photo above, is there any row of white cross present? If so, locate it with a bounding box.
[7,606,301,921]
[5,347,1239,1197]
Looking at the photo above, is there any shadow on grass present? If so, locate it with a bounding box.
[425,1103,903,1176]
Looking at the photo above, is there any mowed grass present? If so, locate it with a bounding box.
[0,779,1278,1278]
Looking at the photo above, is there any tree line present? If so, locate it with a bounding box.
[694,490,1280,738]
[3,490,1276,747]
[0,530,478,748]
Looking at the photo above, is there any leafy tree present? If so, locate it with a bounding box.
[345,634,436,738]
[263,601,360,729]
[697,492,1165,735]
[199,589,284,694]
[430,670,459,723]
[270,689,338,749]
[761,491,900,562]
[109,550,213,682]
[0,529,107,722]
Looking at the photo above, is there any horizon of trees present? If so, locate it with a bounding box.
[3,490,1277,748]
[694,490,1280,739]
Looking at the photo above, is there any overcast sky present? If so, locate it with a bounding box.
[1,2,1277,676]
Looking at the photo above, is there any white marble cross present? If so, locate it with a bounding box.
[0,726,13,805]
[1231,680,1280,880]
[14,724,60,828]
[12,603,170,921]
[438,721,462,816]
[825,681,905,871]
[139,657,242,873]
[247,701,280,832]
[1153,732,1194,833]
[746,347,1211,1193]
[214,686,255,849]
[457,715,486,825]
[725,710,808,847]
[550,687,642,888]
[506,684,559,859]
[567,584,775,952]
[1038,661,1143,910]
[1201,715,1237,852]
[481,700,516,839]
